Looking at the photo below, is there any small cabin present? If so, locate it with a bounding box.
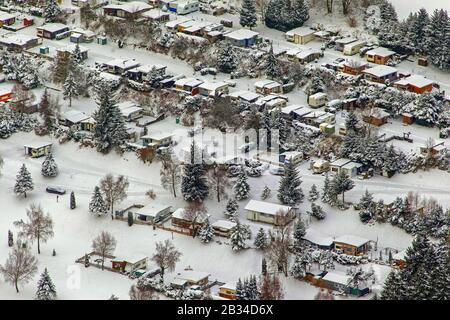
[224,29,259,47]
[103,58,140,75]
[174,78,203,95]
[172,270,209,287]
[308,92,328,108]
[362,65,398,84]
[303,229,334,250]
[312,159,330,174]
[340,161,363,177]
[363,108,390,127]
[141,9,170,22]
[329,158,352,175]
[245,200,295,226]
[393,75,433,94]
[198,81,229,97]
[0,12,16,27]
[36,23,70,40]
[392,250,407,269]
[334,235,370,256]
[141,132,173,147]
[171,208,206,230]
[254,80,282,95]
[103,1,152,19]
[134,204,172,224]
[341,61,368,75]
[365,47,395,65]
[24,142,52,158]
[211,220,236,238]
[285,27,315,44]
[117,101,143,122]
[219,283,236,300]
[111,255,147,273]
[321,271,370,296]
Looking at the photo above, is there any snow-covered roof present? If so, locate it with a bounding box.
[175,270,210,282]
[363,65,397,78]
[343,40,366,49]
[254,79,278,88]
[220,282,236,291]
[292,107,313,117]
[286,27,315,37]
[37,23,68,33]
[24,141,52,149]
[166,18,192,29]
[281,151,302,158]
[392,249,407,261]
[244,200,292,216]
[313,159,329,167]
[174,77,203,88]
[224,29,259,41]
[322,271,350,286]
[104,58,139,69]
[394,75,433,88]
[0,12,16,21]
[334,235,370,247]
[71,28,96,38]
[314,30,330,37]
[0,33,38,46]
[60,44,89,54]
[121,106,143,117]
[111,254,147,264]
[211,220,236,230]
[117,101,139,110]
[281,104,302,114]
[342,161,363,170]
[63,110,90,123]
[135,203,171,217]
[142,132,173,141]
[366,47,395,57]
[229,90,260,102]
[310,92,327,99]
[335,37,357,45]
[172,208,186,220]
[330,158,352,167]
[128,64,166,74]
[198,81,229,91]
[303,229,334,247]
[295,49,321,59]
[142,9,170,19]
[104,1,152,13]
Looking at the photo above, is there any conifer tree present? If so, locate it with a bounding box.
[8,230,13,247]
[89,186,107,216]
[43,0,63,23]
[181,141,209,202]
[70,191,76,210]
[278,161,303,205]
[240,0,257,29]
[292,219,306,253]
[63,70,79,107]
[217,42,237,73]
[14,164,34,198]
[308,184,320,202]
[224,198,239,221]
[233,170,250,201]
[35,268,57,300]
[230,221,248,251]
[307,202,326,220]
[254,228,268,249]
[93,85,128,153]
[261,185,271,200]
[198,218,214,244]
[41,153,58,177]
[265,43,282,80]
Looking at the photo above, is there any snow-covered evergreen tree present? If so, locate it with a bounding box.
[233,170,250,201]
[35,268,57,300]
[358,189,375,223]
[43,0,63,23]
[308,184,320,202]
[14,164,33,198]
[331,171,354,204]
[235,278,244,300]
[261,185,271,200]
[217,42,237,73]
[181,141,209,202]
[321,174,334,204]
[198,218,214,243]
[292,219,306,253]
[278,161,303,205]
[70,191,76,210]
[265,0,309,32]
[8,230,13,247]
[426,9,450,70]
[89,186,107,216]
[265,43,282,80]
[240,0,257,29]
[93,84,128,153]
[41,153,58,178]
[253,227,268,249]
[230,221,248,251]
[290,250,311,278]
[224,198,239,221]
[307,202,325,220]
[63,70,79,107]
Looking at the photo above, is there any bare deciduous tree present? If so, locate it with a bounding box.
[14,204,54,254]
[184,201,208,238]
[151,240,181,281]
[264,210,293,276]
[92,231,117,270]
[99,174,129,218]
[129,283,158,300]
[258,273,284,300]
[208,164,230,203]
[159,151,181,198]
[0,242,38,293]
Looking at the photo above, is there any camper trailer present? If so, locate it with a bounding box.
[343,40,366,56]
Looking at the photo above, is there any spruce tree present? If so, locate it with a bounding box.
[181,141,209,202]
[35,268,57,300]
[235,278,244,300]
[224,198,239,221]
[307,203,326,220]
[292,219,306,253]
[253,228,268,249]
[14,164,34,198]
[70,191,76,210]
[331,171,354,204]
[41,153,58,177]
[43,0,63,23]
[233,170,250,201]
[89,186,107,216]
[217,42,237,73]
[277,161,304,205]
[63,70,79,107]
[93,85,128,153]
[321,174,334,204]
[308,184,320,202]
[261,185,271,200]
[265,43,282,80]
[230,221,248,251]
[198,218,214,243]
[240,0,257,29]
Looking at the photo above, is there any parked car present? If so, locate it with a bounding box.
[46,186,66,195]
[334,57,345,64]
[270,167,285,176]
